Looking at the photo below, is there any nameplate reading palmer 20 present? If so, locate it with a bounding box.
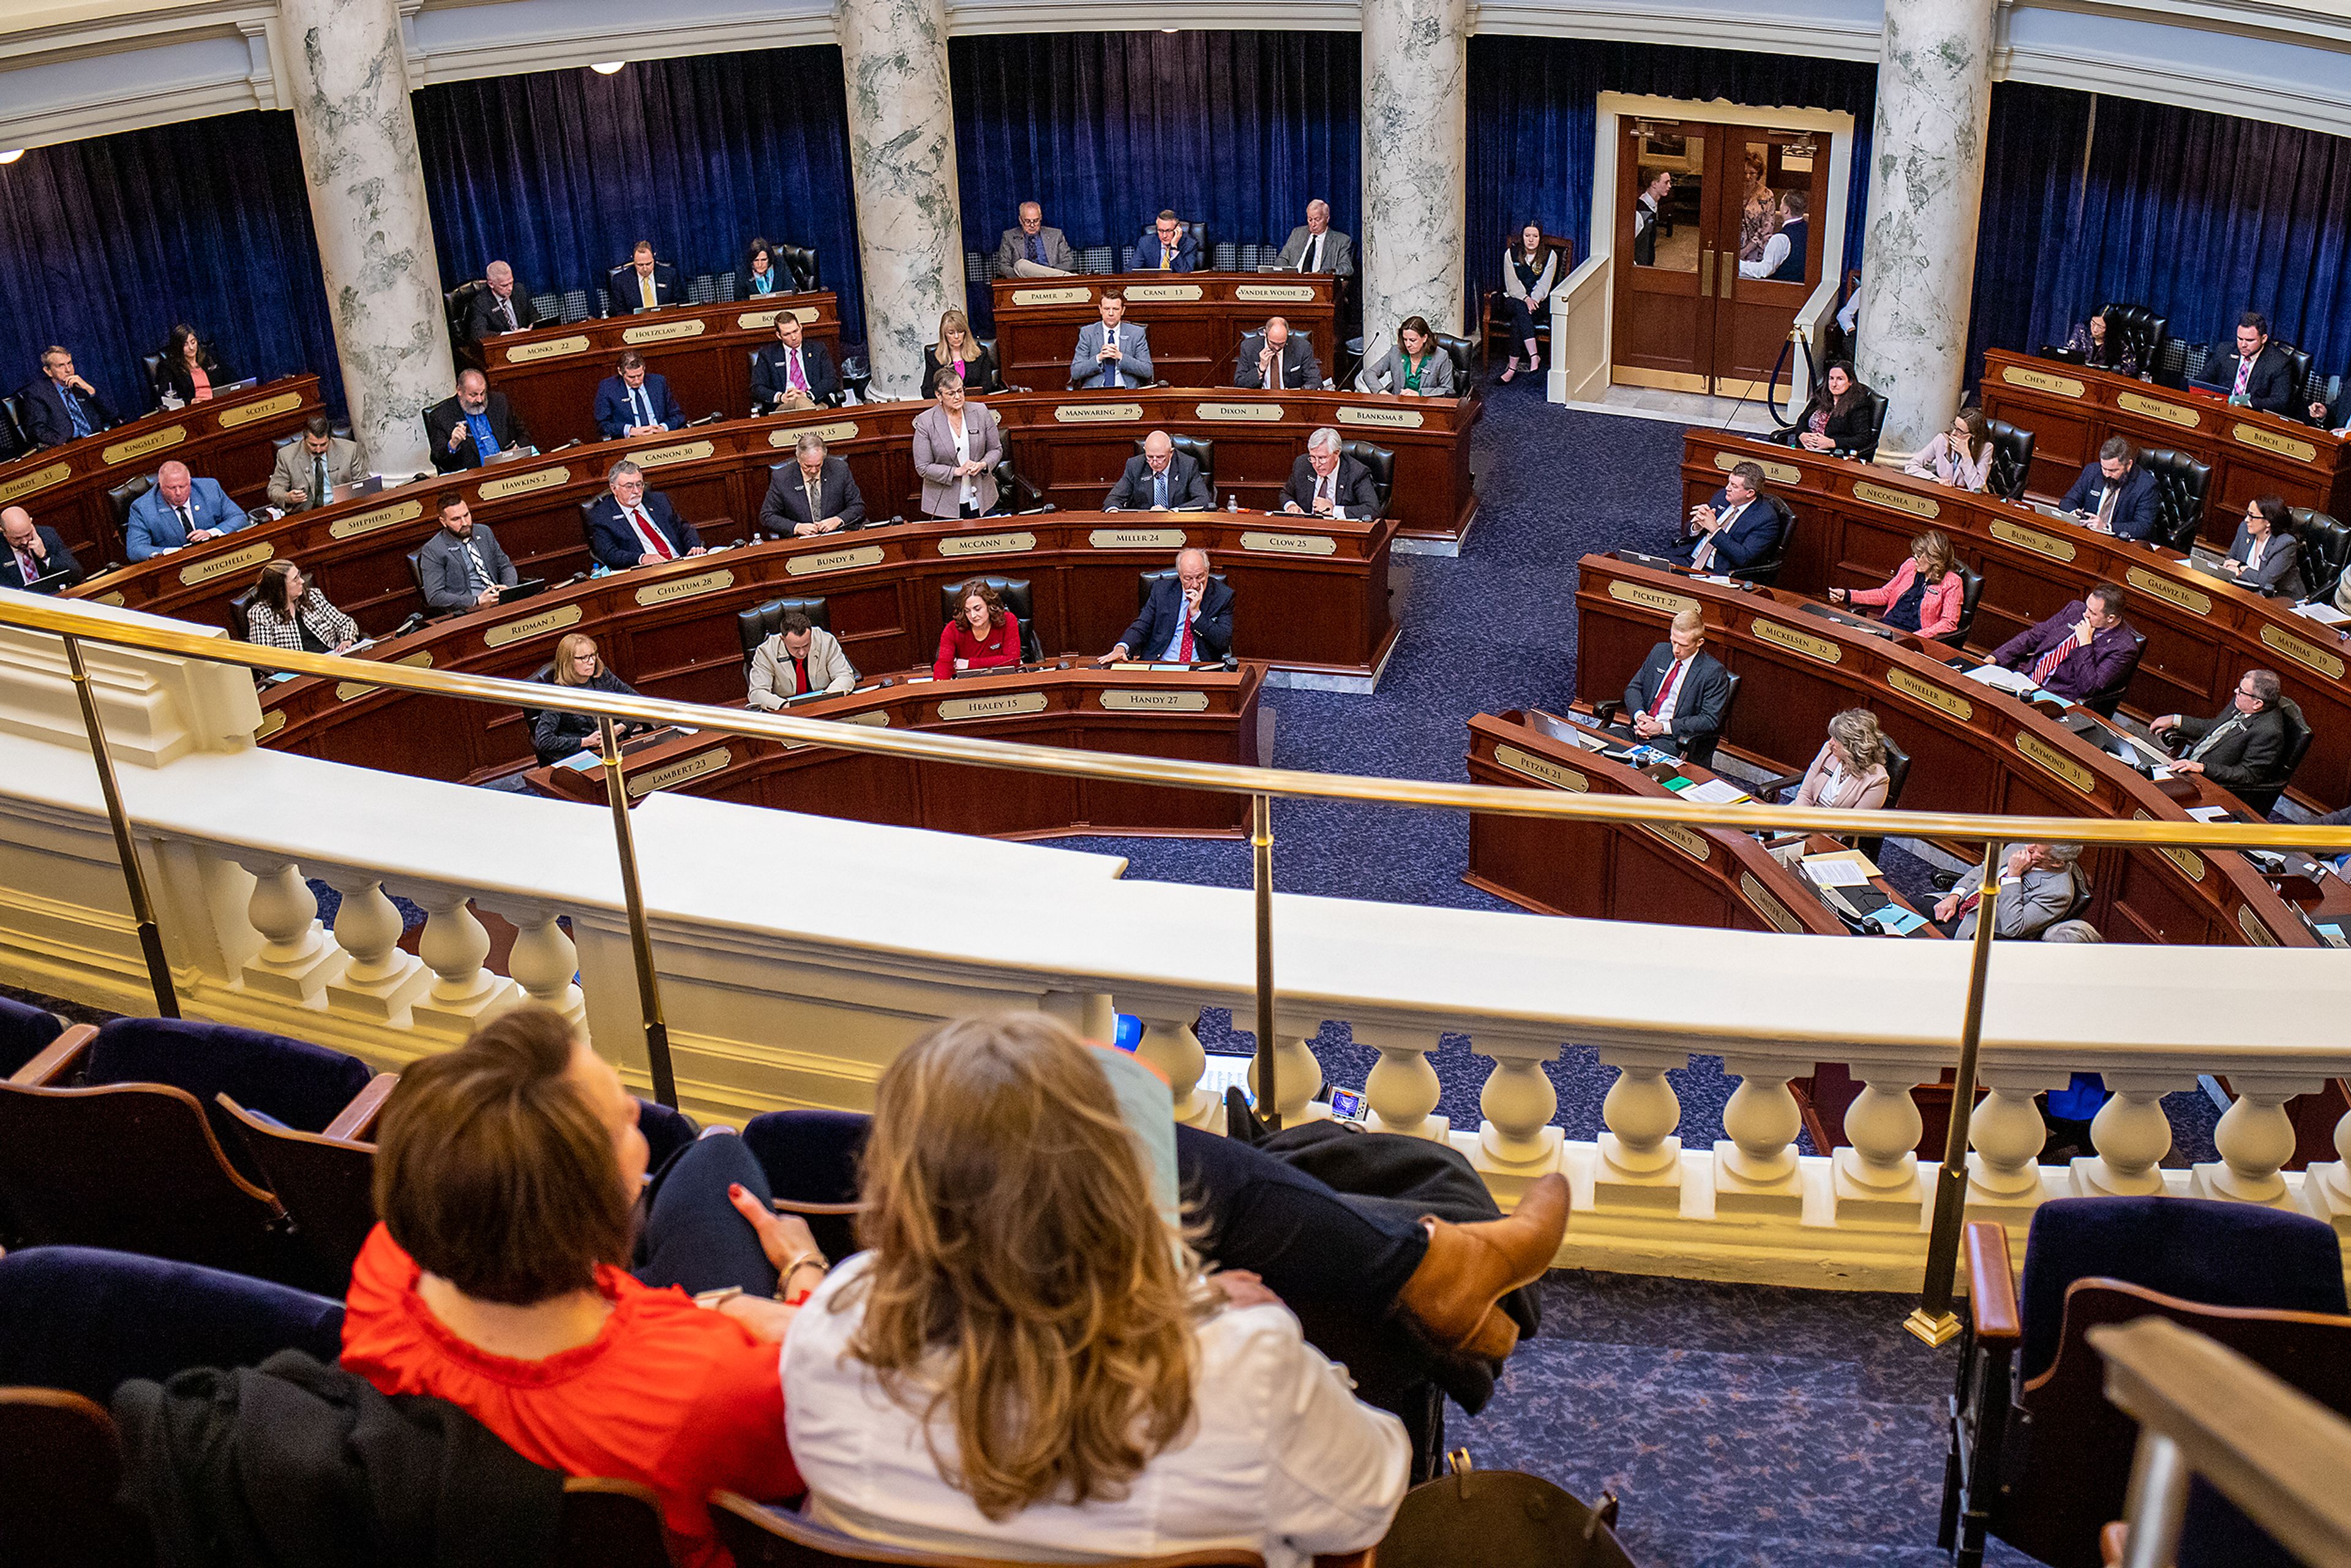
[1011,287,1093,306]
[937,532,1037,558]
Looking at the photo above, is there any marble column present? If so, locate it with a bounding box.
[276,0,452,478]
[1359,0,1469,362]
[1853,0,1998,461]
[838,0,966,402]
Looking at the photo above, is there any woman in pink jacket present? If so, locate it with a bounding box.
[1829,530,1964,640]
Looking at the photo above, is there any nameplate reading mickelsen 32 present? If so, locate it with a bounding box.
[179,539,276,586]
[1752,620,1843,664]
[216,391,304,429]
[1239,531,1337,556]
[501,335,591,364]
[636,569,734,606]
[329,499,423,541]
[937,691,1050,721]
[1054,403,1143,423]
[786,544,885,576]
[622,318,707,345]
[631,440,714,470]
[1337,406,1425,429]
[1100,689,1210,712]
[477,465,569,501]
[103,426,188,465]
[1089,527,1188,549]
[937,532,1036,557]
[768,421,858,446]
[484,602,583,648]
[0,461,71,506]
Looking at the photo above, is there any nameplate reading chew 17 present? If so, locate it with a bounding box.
[1606,579,1697,617]
[1337,406,1425,429]
[1054,402,1143,423]
[1711,449,1799,486]
[636,569,734,606]
[1235,284,1316,302]
[1196,402,1283,422]
[1011,287,1093,306]
[216,390,304,429]
[627,746,732,798]
[1887,666,1972,721]
[937,692,1050,721]
[1122,283,1203,303]
[1852,481,1938,520]
[938,531,1036,558]
[786,544,885,576]
[1101,689,1210,713]
[179,539,276,586]
[2124,567,2209,615]
[1240,531,1337,557]
[1752,619,1842,664]
[2116,391,2198,429]
[329,499,423,540]
[768,421,858,447]
[2233,422,2317,464]
[1089,527,1188,550]
[103,426,188,465]
[622,318,707,345]
[1998,364,2085,399]
[476,465,569,501]
[501,334,592,364]
[483,602,583,648]
[0,461,71,505]
[1492,745,1588,792]
[1989,519,2077,563]
[630,439,714,470]
[2014,731,2094,794]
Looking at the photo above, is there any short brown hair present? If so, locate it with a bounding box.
[373,1004,634,1305]
[437,489,467,516]
[304,414,334,439]
[1730,459,1768,492]
[617,350,645,372]
[2099,435,2135,463]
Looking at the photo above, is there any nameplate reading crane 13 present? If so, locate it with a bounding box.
[1101,689,1210,713]
[484,602,583,648]
[1607,579,1697,617]
[1054,403,1143,423]
[937,531,1036,558]
[1337,406,1425,429]
[786,544,885,576]
[1197,402,1283,422]
[627,747,732,798]
[2124,567,2210,615]
[477,465,569,501]
[217,391,304,429]
[632,439,714,470]
[622,318,707,345]
[1739,873,1802,934]
[2233,422,2316,463]
[1240,531,1337,556]
[2116,391,2199,429]
[1122,283,1203,302]
[769,421,858,447]
[1089,527,1188,550]
[0,462,71,506]
[180,539,276,586]
[1852,481,1938,520]
[1752,620,1842,664]
[636,569,734,606]
[1712,449,1799,486]
[329,499,423,541]
[1886,666,1971,721]
[1999,364,2085,399]
[502,335,593,364]
[1990,519,2077,563]
[1492,745,1588,792]
[2014,731,2094,794]
[103,426,188,465]
[938,691,1050,721]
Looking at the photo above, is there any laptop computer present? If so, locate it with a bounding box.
[13,566,78,596]
[2185,377,2236,401]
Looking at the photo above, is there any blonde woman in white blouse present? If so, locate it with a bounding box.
[1904,407,1997,492]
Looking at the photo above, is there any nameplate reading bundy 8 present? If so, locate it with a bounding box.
[329,498,422,541]
[216,390,303,429]
[1989,518,2077,563]
[1011,287,1093,307]
[1606,579,1697,617]
[1886,666,1973,722]
[1999,364,2085,399]
[179,539,276,586]
[1239,530,1337,556]
[501,334,592,365]
[1101,689,1210,713]
[2014,730,2095,794]
[1853,480,1939,520]
[631,439,714,470]
[636,568,734,606]
[476,465,569,501]
[1122,283,1203,303]
[0,461,71,506]
[1196,402,1284,422]
[1739,872,1803,934]
[622,318,707,345]
[786,544,885,577]
[1089,527,1188,549]
[1491,744,1588,792]
[2117,390,2199,430]
[1337,406,1425,429]
[937,691,1049,721]
[1054,402,1143,423]
[1235,283,1316,302]
[626,746,731,798]
[2259,623,2346,680]
[1752,619,1843,664]
[937,531,1036,558]
[1711,449,1798,486]
[103,425,187,466]
[482,602,582,649]
[2233,421,2316,464]
[768,421,858,447]
[2124,566,2210,615]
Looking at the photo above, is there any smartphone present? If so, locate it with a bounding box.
[1327,1086,1367,1122]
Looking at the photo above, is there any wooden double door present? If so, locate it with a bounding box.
[1611,119,1831,399]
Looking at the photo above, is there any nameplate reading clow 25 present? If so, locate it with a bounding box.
[1240,531,1337,556]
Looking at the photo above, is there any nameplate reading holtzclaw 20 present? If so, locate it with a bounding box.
[217,391,304,429]
[179,539,276,586]
[786,544,885,576]
[501,335,592,364]
[477,465,568,501]
[1240,531,1337,556]
[626,747,732,798]
[937,532,1036,557]
[768,421,858,447]
[1999,364,2085,399]
[1089,527,1188,549]
[329,500,423,540]
[103,426,188,465]
[937,692,1050,721]
[1054,402,1143,423]
[1011,287,1093,306]
[622,318,707,345]
[1337,406,1424,429]
[0,461,72,506]
[631,440,714,470]
[636,569,735,606]
[1492,745,1588,792]
[1122,283,1203,302]
[1101,689,1210,713]
[1235,284,1316,302]
[484,602,583,648]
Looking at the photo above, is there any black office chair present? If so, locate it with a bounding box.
[1722,496,1796,587]
[0,394,30,462]
[106,476,153,545]
[1138,567,1229,607]
[1951,561,1987,644]
[2101,302,2168,376]
[140,354,165,407]
[2288,508,2347,602]
[2138,446,2213,552]
[225,587,260,643]
[1434,333,1477,393]
[992,457,1051,514]
[1131,434,1216,505]
[937,577,1043,663]
[2082,628,2148,719]
[2232,697,2313,818]
[734,596,831,670]
[1842,391,1891,462]
[1985,419,2036,503]
[1338,440,1394,517]
[2271,341,2314,402]
[685,273,726,306]
[776,245,819,293]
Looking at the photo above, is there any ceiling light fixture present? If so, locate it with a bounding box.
[0,150,24,165]
[590,61,626,75]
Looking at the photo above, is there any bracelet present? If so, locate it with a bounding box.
[780,1253,830,1287]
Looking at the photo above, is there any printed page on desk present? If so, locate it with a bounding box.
[1965,665,2038,696]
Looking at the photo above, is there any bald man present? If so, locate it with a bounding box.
[1234,317,1322,390]
[467,261,542,340]
[1104,430,1213,512]
[125,461,247,561]
[1103,548,1232,664]
[1,506,82,592]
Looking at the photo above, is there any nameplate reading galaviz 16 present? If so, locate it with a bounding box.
[329,500,422,541]
[2124,566,2210,615]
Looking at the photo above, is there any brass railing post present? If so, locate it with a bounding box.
[61,634,178,1018]
[1252,792,1278,1131]
[599,716,677,1108]
[1908,835,2004,1346]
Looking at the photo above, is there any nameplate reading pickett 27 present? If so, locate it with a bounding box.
[103,426,188,465]
[786,544,885,576]
[2014,731,2094,794]
[216,391,303,429]
[483,602,583,648]
[768,421,858,446]
[1337,406,1425,429]
[2124,567,2210,615]
[1752,619,1843,664]
[1886,666,1971,721]
[179,539,276,586]
[1122,283,1203,302]
[1989,519,2077,562]
[1998,364,2085,399]
[622,318,707,345]
[2116,391,2198,429]
[1235,284,1316,302]
[636,569,734,606]
[329,499,423,540]
[2233,422,2316,464]
[1711,449,1798,486]
[1053,403,1142,423]
[1089,528,1188,549]
[1196,402,1283,422]
[476,465,569,501]
[937,691,1049,721]
[1739,873,1802,934]
[631,440,714,470]
[1606,579,1696,617]
[1853,481,1938,520]
[0,461,71,505]
[1239,531,1337,556]
[626,746,731,798]
[1492,745,1588,792]
[1011,287,1093,306]
[1101,689,1210,712]
[501,335,592,364]
[938,531,1036,557]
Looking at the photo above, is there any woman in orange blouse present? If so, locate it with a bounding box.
[934,581,1022,678]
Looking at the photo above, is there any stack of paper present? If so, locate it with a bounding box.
[1801,849,1881,888]
[1681,778,1752,805]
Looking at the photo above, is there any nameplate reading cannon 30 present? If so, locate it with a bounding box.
[484,602,583,648]
[937,691,1051,721]
[179,539,277,586]
[631,440,715,470]
[217,391,304,429]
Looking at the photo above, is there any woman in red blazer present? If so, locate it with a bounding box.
[1829,530,1964,639]
[934,582,1023,678]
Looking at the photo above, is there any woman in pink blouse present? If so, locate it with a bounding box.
[1830,530,1965,640]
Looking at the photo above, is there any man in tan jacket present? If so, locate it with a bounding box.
[268,416,370,512]
[747,610,858,707]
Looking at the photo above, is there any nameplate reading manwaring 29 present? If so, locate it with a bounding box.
[1711,449,1798,485]
[2259,623,2346,679]
[1101,689,1210,712]
[937,531,1036,558]
[1053,403,1142,423]
[631,440,714,470]
[2014,731,2094,794]
[0,461,71,506]
[1122,283,1203,302]
[1990,519,2076,562]
[216,391,304,429]
[1011,287,1093,306]
[626,746,731,798]
[103,426,188,465]
[768,421,858,447]
[1752,619,1843,664]
[329,499,422,540]
[786,544,885,576]
[636,569,734,606]
[1739,872,1802,934]
[1853,481,1938,520]
[1606,579,1697,616]
[476,465,569,501]
[1999,364,2085,399]
[2116,391,2199,429]
[1239,531,1337,556]
[2124,567,2210,615]
[1491,744,1588,792]
[622,318,707,345]
[1337,406,1425,429]
[2233,422,2317,463]
[1887,666,1971,721]
[501,334,592,364]
[1235,284,1317,302]
[937,691,1049,721]
[484,602,583,648]
[179,539,276,586]
[1089,527,1188,550]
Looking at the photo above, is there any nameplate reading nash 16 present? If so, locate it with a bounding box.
[2233,422,2316,463]
[476,465,569,501]
[1337,406,1425,429]
[103,426,187,465]
[1853,481,1939,520]
[0,461,71,505]
[1054,402,1143,423]
[2117,391,2199,429]
[1236,284,1316,302]
[938,692,1050,721]
[768,421,858,447]
[1240,531,1337,556]
[1089,527,1188,549]
[636,568,734,606]
[484,602,583,649]
[938,531,1037,558]
[1739,872,1803,934]
[631,439,714,470]
[1642,821,1711,862]
[1102,689,1210,713]
[502,334,591,364]
[1492,745,1588,792]
[1197,402,1283,422]
[1752,619,1843,664]
[1607,579,1697,617]
[1887,666,1972,721]
[786,544,885,577]
[216,391,303,429]
[1990,519,2077,562]
[2124,567,2210,615]
[1011,287,1093,306]
[627,746,731,798]
[329,499,422,540]
[2259,623,2346,680]
[622,318,707,345]
[2014,732,2094,794]
[2000,364,2085,399]
[179,539,276,586]
[1711,450,1799,486]
[1122,283,1203,303]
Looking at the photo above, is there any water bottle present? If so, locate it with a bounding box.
[1226,493,1239,514]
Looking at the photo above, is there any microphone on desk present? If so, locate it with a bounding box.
[390,612,426,639]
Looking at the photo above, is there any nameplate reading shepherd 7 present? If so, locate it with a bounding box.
[786,544,885,577]
[2232,422,2317,464]
[1998,364,2085,399]
[1492,744,1589,792]
[636,569,735,606]
[1711,449,1799,486]
[328,499,424,541]
[631,439,714,470]
[627,746,731,798]
[2116,391,2199,430]
[1235,284,1317,302]
[1053,403,1143,423]
[1240,531,1337,556]
[2014,731,2094,794]
[1752,620,1843,664]
[1853,481,1939,520]
[937,532,1036,558]
[1122,283,1204,303]
[483,602,583,649]
[501,335,592,365]
[0,461,71,506]
[1739,872,1803,934]
[937,691,1050,721]
[1089,527,1188,549]
[1101,689,1210,713]
[2124,567,2210,615]
[1606,579,1697,617]
[1337,406,1425,429]
[477,465,569,501]
[1886,666,1972,722]
[622,318,708,345]
[1011,287,1093,307]
[179,539,276,586]
[216,390,304,429]
[2258,623,2346,680]
[1990,519,2077,562]
[735,307,820,330]
[768,421,858,447]
[1196,402,1284,422]
[103,426,188,465]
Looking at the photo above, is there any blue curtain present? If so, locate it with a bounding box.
[411,49,868,343]
[1466,37,1877,324]
[0,111,344,421]
[1961,83,2097,392]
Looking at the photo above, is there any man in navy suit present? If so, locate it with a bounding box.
[20,346,121,448]
[1127,211,1198,274]
[594,351,688,441]
[750,315,840,412]
[1101,549,1233,664]
[1,506,83,592]
[125,461,246,561]
[1622,608,1734,763]
[1671,460,1785,572]
[2203,312,2298,416]
[583,460,706,569]
[607,241,680,314]
[2060,437,2162,543]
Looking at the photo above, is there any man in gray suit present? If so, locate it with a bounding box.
[267,416,370,512]
[1069,292,1153,390]
[996,201,1078,277]
[418,492,519,613]
[1934,842,2083,939]
[1276,200,1355,277]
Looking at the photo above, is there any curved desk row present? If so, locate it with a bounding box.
[1679,430,2351,812]
[1572,554,2323,947]
[0,377,324,569]
[1976,348,2351,545]
[988,272,1338,393]
[520,663,1264,839]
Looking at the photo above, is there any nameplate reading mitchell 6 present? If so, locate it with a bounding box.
[179,539,276,586]
[484,602,583,649]
[1054,402,1143,423]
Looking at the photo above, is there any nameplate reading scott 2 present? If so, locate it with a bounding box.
[217,391,304,429]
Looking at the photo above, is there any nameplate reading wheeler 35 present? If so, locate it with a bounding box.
[2124,567,2210,615]
[631,439,714,470]
[735,307,820,330]
[1337,406,1425,429]
[636,569,734,606]
[1852,481,1939,520]
[1886,666,1972,722]
[1122,283,1204,302]
[2233,422,2317,463]
[1739,872,1803,934]
[476,465,569,501]
[2259,623,2346,680]
[622,318,708,345]
[1643,821,1711,863]
[501,334,593,364]
[1491,745,1588,792]
[786,544,885,577]
[1054,403,1143,423]
[1606,579,1697,616]
[1101,689,1210,712]
[1711,450,1799,486]
[768,421,858,447]
[938,531,1037,558]
[1196,402,1284,422]
[103,425,188,465]
[1011,287,1093,306]
[179,539,276,586]
[1235,284,1316,302]
[1752,619,1843,664]
[484,602,583,649]
[0,461,71,505]
[1239,531,1337,556]
[2238,905,2281,947]
[937,691,1051,721]
[2117,391,2199,430]
[1989,519,2077,563]
[2014,731,2095,795]
[1999,364,2085,399]
[216,391,304,429]
[627,746,732,798]
[329,499,423,540]
[1089,527,1188,549]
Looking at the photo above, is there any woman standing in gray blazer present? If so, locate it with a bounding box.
[912,375,1003,520]
[1356,317,1455,397]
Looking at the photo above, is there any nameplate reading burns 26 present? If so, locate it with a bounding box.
[217,391,304,429]
[636,569,735,606]
[180,539,276,586]
[769,421,858,446]
[1989,519,2075,563]
[938,692,1050,721]
[1054,403,1143,423]
[484,602,583,648]
[786,544,885,576]
[502,335,592,364]
[103,426,188,465]
[622,318,707,345]
[477,465,569,501]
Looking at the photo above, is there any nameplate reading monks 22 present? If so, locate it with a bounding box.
[216,391,304,429]
[636,569,734,606]
[502,335,593,364]
[484,602,583,649]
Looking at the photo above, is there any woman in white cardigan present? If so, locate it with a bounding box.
[1492,223,1560,383]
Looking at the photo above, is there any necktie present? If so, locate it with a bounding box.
[631,506,674,561]
[1101,329,1118,389]
[2029,634,2075,689]
[2233,355,2253,397]
[1650,659,1685,724]
[632,387,651,428]
[1029,233,1044,265]
[1318,472,1333,510]
[1272,349,1284,390]
[1154,470,1169,509]
[1179,603,1194,662]
[176,504,193,541]
[313,456,329,506]
[13,547,37,580]
[498,298,515,331]
[463,541,490,588]
[789,350,807,394]
[1160,242,1171,272]
[64,389,91,440]
[1955,883,1983,921]
[791,655,810,695]
[2095,486,2118,531]
[640,272,657,309]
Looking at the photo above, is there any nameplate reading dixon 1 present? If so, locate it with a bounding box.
[2124,567,2209,615]
[2259,623,2346,680]
[768,421,858,447]
[2014,731,2094,794]
[1492,745,1588,792]
[329,499,423,541]
[502,334,592,364]
[1606,579,1697,617]
[1739,873,1802,934]
[2233,422,2317,464]
[628,747,732,798]
[1853,481,1938,520]
[786,544,885,576]
[1886,666,1972,721]
[216,390,304,429]
[938,692,1050,721]
[622,318,707,345]
[1999,364,2085,399]
[1054,402,1142,423]
[1643,821,1711,862]
[0,461,71,505]
[937,531,1036,558]
[1711,449,1798,485]
[1239,530,1337,556]
[1011,287,1093,306]
[631,439,714,470]
[2116,391,2198,429]
[1752,619,1842,664]
[484,602,583,649]
[103,426,188,465]
[1101,690,1210,713]
[1989,519,2076,562]
[636,569,734,606]
[1235,284,1316,302]
[1089,528,1188,550]
[1196,402,1283,422]
[1122,283,1203,302]
[1337,406,1425,429]
[179,539,276,586]
[476,465,568,501]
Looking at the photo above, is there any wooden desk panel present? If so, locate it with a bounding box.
[990,274,1335,391]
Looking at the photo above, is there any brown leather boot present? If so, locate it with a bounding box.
[1394,1172,1569,1356]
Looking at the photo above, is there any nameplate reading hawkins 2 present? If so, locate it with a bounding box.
[179,539,276,586]
[217,391,304,429]
[2232,422,2316,464]
[622,318,707,345]
[1089,527,1188,549]
[1989,519,2076,562]
[1239,531,1337,556]
[1998,364,2085,399]
[1337,406,1425,429]
[0,461,71,505]
[1853,481,1938,520]
[329,500,424,541]
[2116,391,2198,429]
[1492,745,1588,793]
[1101,689,1210,712]
[484,602,583,648]
[103,426,187,465]
[1053,403,1142,423]
[938,531,1036,557]
[476,465,569,501]
[501,335,591,364]
[636,569,734,606]
[786,544,885,576]
[938,692,1049,721]
[631,440,714,470]
[768,421,858,446]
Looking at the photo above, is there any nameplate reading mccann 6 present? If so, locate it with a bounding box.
[631,439,715,470]
[1122,283,1203,303]
[1989,519,2077,563]
[477,465,569,501]
[937,531,1036,558]
[0,461,70,506]
[1739,873,1803,934]
[2237,906,2281,947]
[1643,820,1711,862]
[1886,666,1973,721]
[636,569,735,606]
[2133,812,2207,882]
[1607,579,1697,617]
[329,499,422,540]
[2124,567,2210,615]
[217,391,304,429]
[1054,402,1144,423]
[627,747,731,798]
[1852,481,1938,520]
[1196,402,1283,422]
[2014,731,2094,794]
[179,539,276,586]
[1752,620,1843,664]
[102,425,187,465]
[1011,287,1093,307]
[1101,689,1210,713]
[1239,531,1337,556]
[937,691,1049,721]
[622,318,707,345]
[1235,283,1316,302]
[2259,623,2347,680]
[736,306,822,330]
[1337,406,1425,429]
[501,334,591,364]
[1711,449,1799,486]
[1089,527,1188,550]
[1998,364,2085,399]
[336,650,433,703]
[786,544,885,576]
[483,602,583,649]
[2232,422,2316,463]
[768,421,859,447]
[1491,745,1588,792]
[2116,391,2199,430]
[255,709,285,740]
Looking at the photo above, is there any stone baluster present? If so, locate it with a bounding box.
[493,902,588,1033]
[2300,1103,2351,1236]
[234,858,346,1003]
[1353,1022,1447,1142]
[1121,999,1217,1130]
[1040,990,1116,1045]
[1593,1046,1683,1208]
[2071,1071,2192,1197]
[1714,1054,1804,1218]
[1967,1068,2064,1222]
[2191,1073,2320,1207]
[1247,1010,1327,1128]
[321,874,429,1023]
[1832,1061,1927,1225]
[402,887,520,1035]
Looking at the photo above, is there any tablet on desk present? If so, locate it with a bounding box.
[498,577,549,604]
[1616,549,1682,572]
[15,567,77,596]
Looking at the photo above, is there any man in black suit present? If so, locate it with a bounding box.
[467,261,542,340]
[0,505,81,593]
[1281,428,1382,519]
[584,460,707,569]
[750,315,839,413]
[2205,312,2298,415]
[1622,607,1734,763]
[608,241,679,315]
[2060,437,2162,542]
[1105,430,1212,511]
[759,434,866,538]
[1234,318,1322,390]
[1671,460,1785,572]
[20,346,121,448]
[423,370,534,473]
[1101,549,1232,664]
[2147,668,2292,793]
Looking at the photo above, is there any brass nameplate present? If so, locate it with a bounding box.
[1739,872,1803,934]
[328,499,422,540]
[1605,579,1697,617]
[733,306,821,330]
[627,746,732,798]
[334,649,431,703]
[1101,689,1210,712]
[2237,906,2280,947]
[1089,527,1188,549]
[2259,623,2346,679]
[2015,730,2094,794]
[1752,618,1843,664]
[1642,821,1711,862]
[1337,405,1425,429]
[1235,283,1316,302]
[636,568,734,606]
[477,465,569,501]
[1122,283,1202,302]
[768,421,858,446]
[94,591,126,606]
[1853,480,1939,519]
[938,691,1049,721]
[2124,566,2210,615]
[1493,744,1588,792]
[501,334,592,364]
[1053,402,1142,423]
[1011,287,1093,306]
[2161,846,2205,882]
[786,544,885,576]
[1711,449,1799,485]
[623,318,707,345]
[0,460,72,505]
[1888,666,1972,721]
[1240,530,1337,556]
[216,391,302,429]
[483,602,582,648]
[631,439,714,470]
[178,539,276,585]
[103,425,188,465]
[1990,518,2077,562]
[255,709,286,740]
[2233,422,2315,463]
[839,709,890,727]
[938,531,1036,558]
[1999,364,2085,398]
[2117,391,2198,429]
[1196,402,1283,422]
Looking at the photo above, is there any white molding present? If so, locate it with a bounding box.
[1468,1,1883,61]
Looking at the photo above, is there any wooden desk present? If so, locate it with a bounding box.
[1573,553,2322,947]
[475,296,843,452]
[990,274,1337,391]
[0,377,324,569]
[1976,348,2351,545]
[1678,430,2351,812]
[519,663,1264,839]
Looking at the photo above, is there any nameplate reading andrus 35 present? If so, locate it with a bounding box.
[1101,689,1210,712]
[484,602,583,648]
[501,335,592,364]
[329,500,423,541]
[938,691,1050,721]
[179,539,276,586]
[477,465,569,501]
[217,391,304,429]
[786,544,885,577]
[622,318,707,345]
[1239,531,1337,556]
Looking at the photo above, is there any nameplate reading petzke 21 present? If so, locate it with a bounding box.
[216,390,304,429]
[937,531,1036,558]
[103,426,188,465]
[937,691,1050,721]
[622,318,707,345]
[1492,745,1589,792]
[179,539,276,586]
[626,746,732,798]
[501,334,591,364]
[786,544,885,577]
[636,569,734,606]
[483,602,583,649]
[476,465,569,501]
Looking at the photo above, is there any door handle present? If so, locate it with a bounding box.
[1700,249,1714,298]
[1720,250,1736,295]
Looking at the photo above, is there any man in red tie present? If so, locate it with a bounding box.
[583,460,708,570]
[1621,608,1734,765]
[747,610,860,707]
[1101,548,1234,664]
[1986,583,2139,703]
